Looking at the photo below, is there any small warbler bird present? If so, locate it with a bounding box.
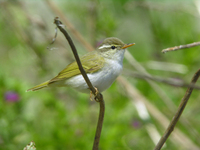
[27,37,135,93]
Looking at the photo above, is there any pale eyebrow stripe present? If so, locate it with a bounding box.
[98,44,111,49]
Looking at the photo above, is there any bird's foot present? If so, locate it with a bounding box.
[90,87,100,102]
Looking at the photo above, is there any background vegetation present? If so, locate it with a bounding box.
[0,0,200,150]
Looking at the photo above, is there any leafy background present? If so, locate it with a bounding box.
[0,0,200,150]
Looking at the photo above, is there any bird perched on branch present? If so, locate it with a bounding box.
[27,37,135,93]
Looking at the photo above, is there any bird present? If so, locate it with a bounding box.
[27,37,135,93]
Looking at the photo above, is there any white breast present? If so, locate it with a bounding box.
[65,59,122,93]
[60,49,125,93]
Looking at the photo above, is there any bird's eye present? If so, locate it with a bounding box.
[111,46,116,50]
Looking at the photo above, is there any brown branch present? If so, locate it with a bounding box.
[125,51,178,115]
[53,17,104,150]
[124,52,200,145]
[92,94,105,150]
[46,0,94,52]
[118,76,199,149]
[162,42,200,53]
[123,71,200,90]
[154,68,200,150]
[54,17,96,95]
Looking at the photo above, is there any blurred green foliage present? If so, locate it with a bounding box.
[0,0,200,150]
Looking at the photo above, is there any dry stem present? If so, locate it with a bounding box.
[162,42,200,53]
[53,17,104,150]
[154,68,200,150]
[123,71,200,90]
[118,76,199,149]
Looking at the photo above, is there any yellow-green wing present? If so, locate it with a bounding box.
[27,80,49,91]
[49,51,105,83]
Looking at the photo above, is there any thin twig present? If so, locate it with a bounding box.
[92,94,105,150]
[123,71,200,90]
[162,42,200,53]
[46,0,94,52]
[49,27,58,45]
[53,17,96,95]
[125,52,200,139]
[154,68,200,150]
[118,76,200,149]
[125,51,177,115]
[53,17,104,150]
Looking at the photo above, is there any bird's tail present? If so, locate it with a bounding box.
[26,80,49,92]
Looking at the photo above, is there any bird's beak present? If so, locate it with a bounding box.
[122,43,135,49]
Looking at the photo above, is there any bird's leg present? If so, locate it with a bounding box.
[94,87,100,102]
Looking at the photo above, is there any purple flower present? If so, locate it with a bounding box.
[131,119,141,129]
[4,91,20,102]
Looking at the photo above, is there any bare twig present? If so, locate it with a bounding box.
[92,94,105,150]
[49,27,58,45]
[118,76,200,149]
[46,0,94,52]
[54,17,96,95]
[124,52,200,140]
[125,51,177,114]
[154,68,200,150]
[162,42,200,53]
[123,70,200,90]
[53,17,104,150]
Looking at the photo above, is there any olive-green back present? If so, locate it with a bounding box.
[49,51,105,83]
